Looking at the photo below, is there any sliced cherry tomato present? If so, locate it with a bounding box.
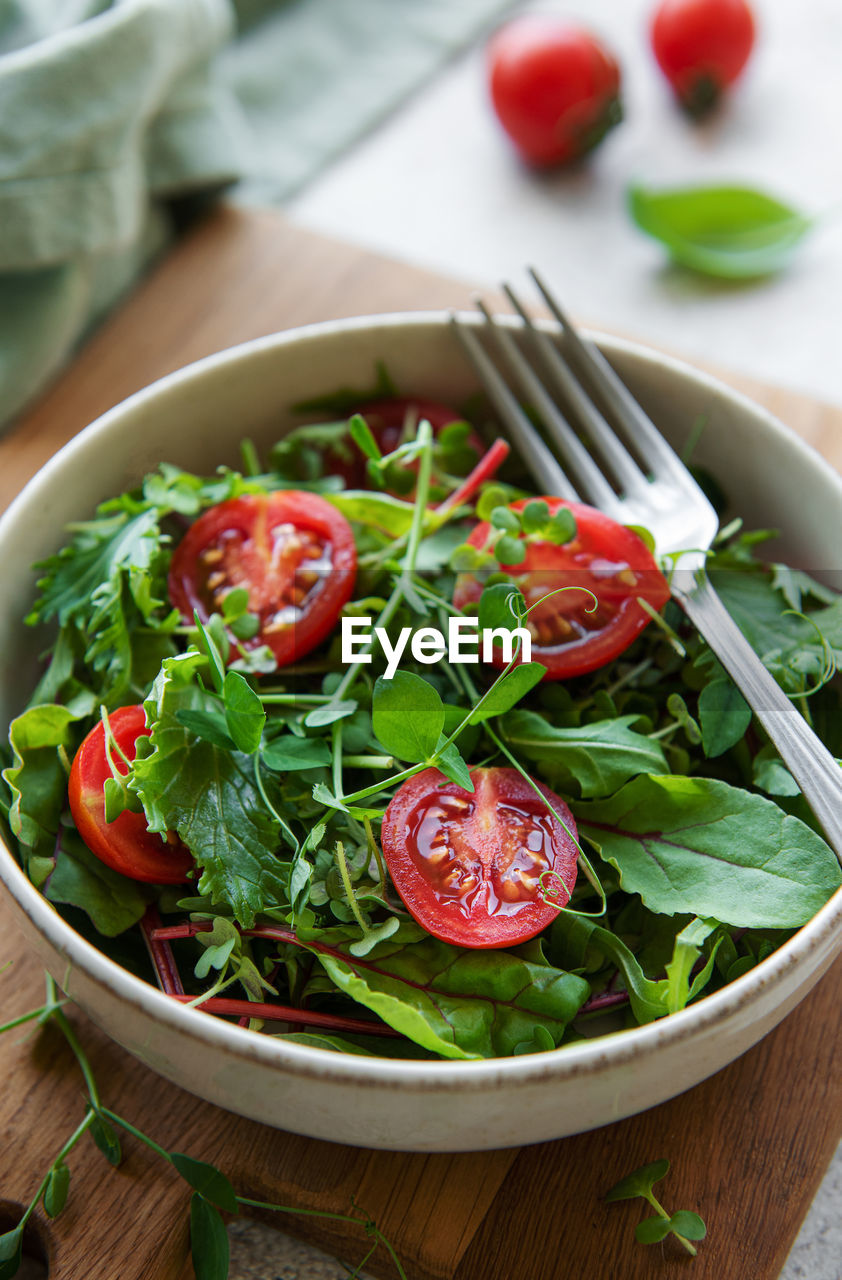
[651,0,755,117]
[168,491,356,669]
[326,397,484,495]
[68,705,193,884]
[487,17,622,167]
[381,766,578,949]
[453,497,670,679]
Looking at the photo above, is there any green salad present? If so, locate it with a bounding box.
[2,380,841,1062]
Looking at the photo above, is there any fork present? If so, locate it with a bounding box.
[450,269,842,861]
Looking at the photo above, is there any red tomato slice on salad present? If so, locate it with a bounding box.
[68,705,193,884]
[168,491,357,668]
[453,497,670,679]
[381,766,579,949]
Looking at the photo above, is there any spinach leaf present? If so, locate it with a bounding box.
[628,183,812,279]
[47,829,151,936]
[577,775,840,927]
[504,710,668,797]
[303,925,590,1059]
[130,653,287,927]
[698,677,751,758]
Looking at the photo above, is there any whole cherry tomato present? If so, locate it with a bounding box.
[651,0,756,116]
[68,705,193,884]
[168,490,356,669]
[453,497,670,680]
[381,766,579,949]
[487,17,622,167]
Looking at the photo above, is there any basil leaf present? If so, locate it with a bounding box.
[469,664,546,723]
[505,710,668,798]
[170,1154,238,1213]
[578,775,841,927]
[372,672,443,762]
[189,1194,229,1280]
[628,183,812,278]
[304,926,589,1059]
[698,677,751,758]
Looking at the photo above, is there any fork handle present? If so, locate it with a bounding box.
[675,574,842,862]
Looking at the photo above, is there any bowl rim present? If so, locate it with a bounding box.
[1,309,840,1092]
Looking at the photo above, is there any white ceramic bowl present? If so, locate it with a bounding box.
[1,314,840,1153]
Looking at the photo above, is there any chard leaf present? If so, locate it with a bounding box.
[47,831,151,936]
[3,704,78,855]
[303,925,589,1059]
[698,677,751,758]
[131,653,286,927]
[505,710,668,797]
[578,775,841,927]
[372,672,443,762]
[628,183,812,278]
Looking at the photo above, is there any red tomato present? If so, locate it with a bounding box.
[651,0,755,116]
[168,491,356,669]
[487,17,622,167]
[381,766,579,949]
[327,397,483,493]
[453,497,670,679]
[68,705,193,884]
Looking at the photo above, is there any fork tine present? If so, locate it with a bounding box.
[448,313,580,502]
[528,267,691,486]
[472,299,622,514]
[501,283,654,503]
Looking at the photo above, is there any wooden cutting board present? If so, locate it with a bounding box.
[1,207,841,1280]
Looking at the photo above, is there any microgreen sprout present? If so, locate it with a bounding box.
[605,1158,707,1255]
[0,973,408,1280]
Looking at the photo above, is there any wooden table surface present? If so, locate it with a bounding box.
[1,206,841,1280]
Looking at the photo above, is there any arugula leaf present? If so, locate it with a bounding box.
[577,774,841,927]
[628,183,812,279]
[27,507,175,705]
[47,829,151,936]
[303,925,590,1059]
[504,710,668,797]
[130,653,287,927]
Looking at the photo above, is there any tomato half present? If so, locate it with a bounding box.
[487,18,622,167]
[453,497,670,679]
[168,491,356,668]
[381,766,578,949]
[651,0,755,116]
[68,705,193,884]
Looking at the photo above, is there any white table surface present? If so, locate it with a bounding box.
[230,1,842,1275]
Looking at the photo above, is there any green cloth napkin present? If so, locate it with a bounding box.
[0,0,512,432]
